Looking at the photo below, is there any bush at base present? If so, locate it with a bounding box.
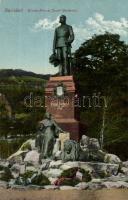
[55,167,92,186]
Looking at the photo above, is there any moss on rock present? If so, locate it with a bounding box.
[31,173,50,186]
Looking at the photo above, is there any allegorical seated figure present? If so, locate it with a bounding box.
[35,112,63,161]
[79,135,105,162]
[62,140,80,162]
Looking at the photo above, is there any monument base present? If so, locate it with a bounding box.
[45,75,83,141]
[55,118,80,141]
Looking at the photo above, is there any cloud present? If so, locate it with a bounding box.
[33,16,60,31]
[86,13,128,36]
[75,13,128,43]
[33,13,128,44]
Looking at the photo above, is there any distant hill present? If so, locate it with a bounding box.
[0,69,50,80]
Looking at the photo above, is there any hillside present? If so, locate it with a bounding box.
[0,69,47,158]
[0,69,50,80]
[0,69,47,118]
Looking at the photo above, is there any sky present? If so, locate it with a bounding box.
[0,0,128,74]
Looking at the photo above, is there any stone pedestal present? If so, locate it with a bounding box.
[45,76,81,141]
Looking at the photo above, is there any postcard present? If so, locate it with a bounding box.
[0,0,128,200]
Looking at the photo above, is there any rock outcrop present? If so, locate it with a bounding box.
[0,132,126,190]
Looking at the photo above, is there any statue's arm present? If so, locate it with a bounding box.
[68,26,74,44]
[53,120,64,136]
[40,123,45,131]
[53,28,57,53]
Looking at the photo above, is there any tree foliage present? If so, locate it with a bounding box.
[74,33,128,160]
[74,33,128,94]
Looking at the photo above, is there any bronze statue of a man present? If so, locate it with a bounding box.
[35,112,63,160]
[53,15,74,76]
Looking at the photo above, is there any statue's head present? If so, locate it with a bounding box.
[44,112,52,119]
[64,140,72,154]
[59,15,66,24]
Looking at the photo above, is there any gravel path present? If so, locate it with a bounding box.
[0,188,128,200]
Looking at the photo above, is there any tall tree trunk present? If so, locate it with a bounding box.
[99,96,110,149]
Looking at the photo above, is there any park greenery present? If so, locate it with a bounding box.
[0,33,127,160]
[0,73,46,158]
[74,32,128,160]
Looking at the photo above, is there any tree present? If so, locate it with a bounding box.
[74,32,128,94]
[73,33,128,159]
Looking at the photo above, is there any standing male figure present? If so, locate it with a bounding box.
[53,15,74,76]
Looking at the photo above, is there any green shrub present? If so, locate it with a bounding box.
[61,167,78,178]
[21,170,35,180]
[0,165,4,171]
[60,167,92,183]
[0,167,13,182]
[20,171,50,186]
[31,173,50,186]
[79,168,92,182]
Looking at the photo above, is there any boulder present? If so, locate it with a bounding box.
[105,174,128,182]
[24,150,40,166]
[0,161,10,169]
[10,184,27,190]
[8,179,16,187]
[76,170,83,181]
[40,159,51,170]
[76,181,103,190]
[60,161,93,173]
[102,181,128,189]
[27,185,44,189]
[8,139,35,162]
[104,153,121,164]
[91,178,102,183]
[53,151,62,160]
[87,182,103,190]
[10,163,21,178]
[25,166,38,173]
[60,162,80,171]
[60,161,119,178]
[48,177,58,184]
[49,160,62,169]
[43,185,59,190]
[60,163,72,171]
[59,132,70,150]
[11,163,20,174]
[76,180,128,190]
[42,169,63,178]
[0,171,5,179]
[75,182,88,190]
[60,186,76,190]
[121,167,128,175]
[123,161,128,168]
[19,164,26,175]
[0,180,9,189]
